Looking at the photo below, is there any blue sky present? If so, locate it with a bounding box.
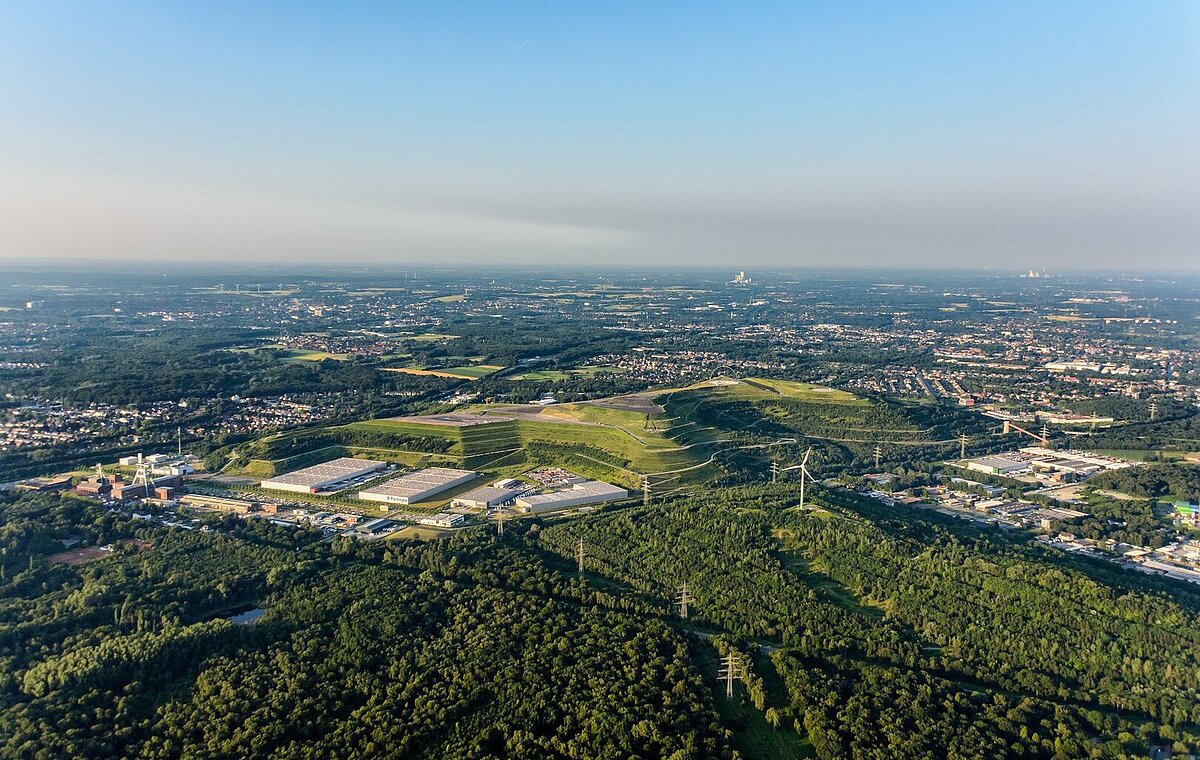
[1,1,1197,270]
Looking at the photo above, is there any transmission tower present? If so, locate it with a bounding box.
[1149,400,1159,421]
[576,537,585,578]
[676,583,691,619]
[642,475,652,507]
[495,508,505,537]
[959,433,969,460]
[1039,423,1052,448]
[770,460,779,484]
[873,442,883,469]
[718,651,743,698]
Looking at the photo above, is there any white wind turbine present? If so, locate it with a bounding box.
[780,446,818,510]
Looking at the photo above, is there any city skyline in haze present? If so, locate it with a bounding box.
[2,1,1197,271]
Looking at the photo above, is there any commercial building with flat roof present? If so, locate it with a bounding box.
[179,493,261,514]
[965,456,1029,476]
[15,475,72,493]
[418,512,467,528]
[261,457,387,494]
[451,484,530,510]
[358,467,477,505]
[353,518,399,536]
[515,480,628,514]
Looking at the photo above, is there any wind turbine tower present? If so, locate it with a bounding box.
[798,447,815,510]
[577,537,585,579]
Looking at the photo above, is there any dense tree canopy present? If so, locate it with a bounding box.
[3,483,1199,759]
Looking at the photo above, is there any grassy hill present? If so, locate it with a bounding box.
[229,378,987,490]
[230,399,720,489]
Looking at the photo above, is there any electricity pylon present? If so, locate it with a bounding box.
[959,433,969,460]
[642,475,652,506]
[718,651,743,698]
[873,442,883,469]
[1149,400,1159,421]
[676,583,691,619]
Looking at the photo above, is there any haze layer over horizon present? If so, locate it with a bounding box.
[1,1,1197,271]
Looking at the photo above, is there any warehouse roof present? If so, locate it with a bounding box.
[262,457,386,488]
[360,467,476,500]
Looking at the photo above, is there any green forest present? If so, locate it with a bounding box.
[3,481,1200,759]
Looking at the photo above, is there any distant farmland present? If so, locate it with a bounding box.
[381,365,503,380]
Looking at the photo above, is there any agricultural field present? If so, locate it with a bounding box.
[509,369,571,381]
[406,332,459,342]
[272,348,351,362]
[380,365,503,380]
[510,364,627,381]
[223,345,349,362]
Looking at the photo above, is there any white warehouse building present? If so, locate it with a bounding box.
[451,484,530,510]
[358,467,478,505]
[515,480,629,514]
[260,457,387,494]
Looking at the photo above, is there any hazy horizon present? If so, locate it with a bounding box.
[2,1,1197,271]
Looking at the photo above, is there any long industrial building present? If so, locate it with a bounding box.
[260,457,387,494]
[358,467,477,505]
[451,484,531,510]
[514,480,628,513]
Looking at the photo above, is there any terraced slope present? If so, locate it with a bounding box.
[231,379,985,490]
